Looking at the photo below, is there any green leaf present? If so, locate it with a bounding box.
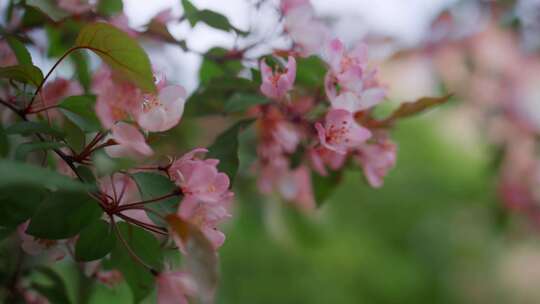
[71,51,91,92]
[15,141,66,161]
[207,120,253,184]
[75,220,115,261]
[21,5,51,28]
[131,172,179,226]
[6,35,33,65]
[196,9,247,35]
[27,191,102,239]
[0,64,44,86]
[185,76,257,116]
[0,123,10,157]
[97,0,124,16]
[31,268,71,304]
[75,22,156,93]
[295,55,326,88]
[181,0,199,25]
[58,95,101,132]
[6,121,65,138]
[92,150,136,177]
[110,222,162,303]
[0,186,45,228]
[311,171,342,207]
[26,0,69,21]
[224,93,270,113]
[0,159,90,192]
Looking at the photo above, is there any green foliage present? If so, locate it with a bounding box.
[0,64,43,86]
[15,141,66,161]
[75,22,156,93]
[0,185,45,228]
[295,56,327,88]
[26,191,102,239]
[6,121,64,138]
[31,268,72,304]
[0,159,89,192]
[311,170,342,207]
[97,0,124,16]
[181,0,247,35]
[108,222,162,303]
[25,0,69,21]
[0,124,8,157]
[71,51,91,92]
[186,77,257,116]
[58,95,101,132]
[75,220,116,261]
[5,35,33,65]
[131,172,179,225]
[207,120,254,184]
[224,93,270,113]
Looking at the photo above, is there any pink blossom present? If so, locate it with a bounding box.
[135,85,187,132]
[272,121,300,153]
[330,90,385,113]
[17,221,66,261]
[99,174,153,225]
[315,109,371,154]
[257,156,289,194]
[355,139,397,188]
[57,0,95,14]
[0,41,17,67]
[177,196,232,250]
[105,122,153,158]
[308,146,347,176]
[108,14,138,37]
[157,271,196,304]
[154,8,175,24]
[280,0,311,14]
[283,4,329,56]
[93,66,142,128]
[260,56,296,100]
[278,166,316,211]
[38,78,82,121]
[169,148,232,204]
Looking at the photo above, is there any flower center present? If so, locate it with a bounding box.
[142,95,161,112]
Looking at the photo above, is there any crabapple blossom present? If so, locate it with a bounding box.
[260,56,296,100]
[99,174,153,225]
[17,221,66,261]
[355,138,397,188]
[308,146,347,176]
[0,41,17,67]
[169,148,233,204]
[135,85,187,132]
[277,166,316,211]
[38,78,82,121]
[177,196,232,250]
[57,0,95,15]
[315,109,372,154]
[105,122,153,158]
[282,0,329,57]
[157,271,196,304]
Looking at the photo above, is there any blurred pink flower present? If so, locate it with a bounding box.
[260,56,296,100]
[355,138,397,188]
[309,146,346,176]
[135,85,187,132]
[315,109,371,154]
[0,41,17,67]
[157,271,196,304]
[38,78,82,121]
[283,3,329,56]
[57,0,95,14]
[17,221,66,262]
[105,122,153,158]
[278,166,316,211]
[169,148,233,204]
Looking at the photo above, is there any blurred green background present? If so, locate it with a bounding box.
[45,106,540,304]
